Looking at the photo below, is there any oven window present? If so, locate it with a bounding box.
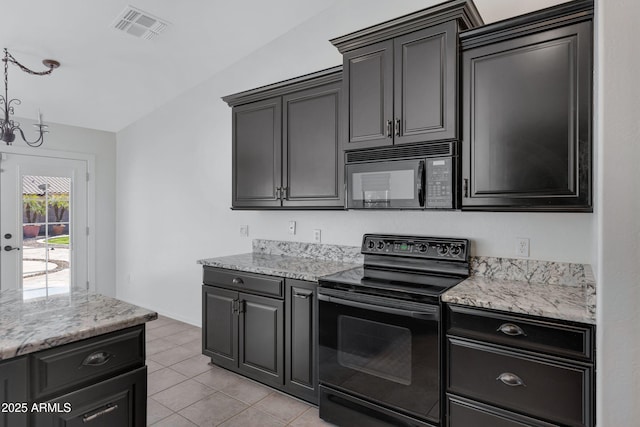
[337,315,412,386]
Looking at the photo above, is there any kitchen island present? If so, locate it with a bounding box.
[0,289,157,427]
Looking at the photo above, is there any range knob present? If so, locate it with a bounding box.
[450,245,462,256]
[367,240,375,249]
[418,244,428,253]
[377,241,385,250]
[437,245,449,255]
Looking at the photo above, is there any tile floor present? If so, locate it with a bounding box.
[146,315,333,426]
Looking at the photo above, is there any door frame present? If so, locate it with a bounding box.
[0,146,96,292]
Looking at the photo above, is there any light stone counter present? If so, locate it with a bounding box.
[443,256,596,324]
[0,289,157,360]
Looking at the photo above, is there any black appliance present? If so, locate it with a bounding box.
[318,234,470,427]
[345,142,457,209]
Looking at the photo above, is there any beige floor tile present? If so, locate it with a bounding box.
[146,329,161,342]
[149,345,199,366]
[151,379,215,412]
[170,354,214,378]
[254,391,311,423]
[146,359,164,374]
[147,397,173,425]
[220,377,273,405]
[147,367,188,396]
[289,407,336,427]
[193,366,243,391]
[179,392,248,426]
[146,316,177,331]
[181,338,203,354]
[146,338,177,356]
[219,407,285,427]
[150,412,197,426]
[153,322,195,338]
[164,328,202,346]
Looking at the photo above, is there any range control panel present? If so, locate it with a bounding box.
[361,234,469,261]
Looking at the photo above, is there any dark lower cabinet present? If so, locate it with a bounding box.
[445,304,595,427]
[285,280,317,404]
[460,1,593,211]
[202,285,284,389]
[32,367,146,427]
[202,267,318,403]
[0,357,28,427]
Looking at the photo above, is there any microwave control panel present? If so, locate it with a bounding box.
[425,158,453,208]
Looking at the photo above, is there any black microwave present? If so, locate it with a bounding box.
[345,144,457,209]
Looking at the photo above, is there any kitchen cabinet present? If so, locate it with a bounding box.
[460,0,593,211]
[202,271,284,388]
[445,304,595,427]
[224,68,343,209]
[202,267,318,403]
[0,357,28,427]
[331,1,483,151]
[285,279,317,404]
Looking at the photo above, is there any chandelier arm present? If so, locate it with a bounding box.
[15,125,45,147]
[4,50,57,76]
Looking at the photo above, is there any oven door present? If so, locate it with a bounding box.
[318,289,441,424]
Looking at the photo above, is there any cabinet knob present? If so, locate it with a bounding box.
[497,323,526,336]
[232,277,244,286]
[395,118,401,137]
[81,351,114,367]
[386,120,393,138]
[496,372,526,387]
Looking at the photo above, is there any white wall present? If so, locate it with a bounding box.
[8,118,117,296]
[115,0,593,322]
[595,0,640,424]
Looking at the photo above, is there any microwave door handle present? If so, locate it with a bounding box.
[418,160,425,207]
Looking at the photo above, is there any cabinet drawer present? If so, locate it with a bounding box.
[31,326,145,399]
[447,305,593,360]
[448,338,592,427]
[447,394,557,427]
[203,267,283,298]
[32,366,146,427]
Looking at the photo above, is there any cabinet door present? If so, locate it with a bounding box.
[0,357,28,427]
[343,40,394,150]
[285,280,317,403]
[394,21,457,145]
[239,293,284,387]
[32,366,146,427]
[282,82,344,208]
[232,97,282,208]
[461,21,592,211]
[202,286,238,370]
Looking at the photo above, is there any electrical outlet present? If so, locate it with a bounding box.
[239,225,249,237]
[313,229,322,243]
[515,237,530,257]
[288,221,296,235]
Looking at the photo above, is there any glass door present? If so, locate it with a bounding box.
[0,153,88,298]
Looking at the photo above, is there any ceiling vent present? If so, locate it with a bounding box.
[112,6,169,40]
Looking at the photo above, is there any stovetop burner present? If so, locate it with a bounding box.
[319,234,470,302]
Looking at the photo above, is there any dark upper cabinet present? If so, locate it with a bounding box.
[232,97,282,208]
[460,1,593,211]
[282,82,342,207]
[224,68,344,209]
[333,1,483,151]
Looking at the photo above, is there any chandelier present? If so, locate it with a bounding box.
[1,48,60,147]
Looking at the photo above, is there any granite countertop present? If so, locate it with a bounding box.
[0,289,157,360]
[442,257,596,325]
[197,252,361,282]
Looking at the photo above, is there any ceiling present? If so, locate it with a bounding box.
[0,0,568,133]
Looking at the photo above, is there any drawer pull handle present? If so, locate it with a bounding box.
[232,277,244,285]
[497,323,526,336]
[294,291,312,299]
[496,372,526,387]
[83,403,118,422]
[81,351,114,367]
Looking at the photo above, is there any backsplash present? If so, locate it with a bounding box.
[471,256,595,287]
[253,239,363,264]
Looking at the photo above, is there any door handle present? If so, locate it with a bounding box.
[3,245,20,251]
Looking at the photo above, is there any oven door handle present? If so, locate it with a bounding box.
[318,294,439,321]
